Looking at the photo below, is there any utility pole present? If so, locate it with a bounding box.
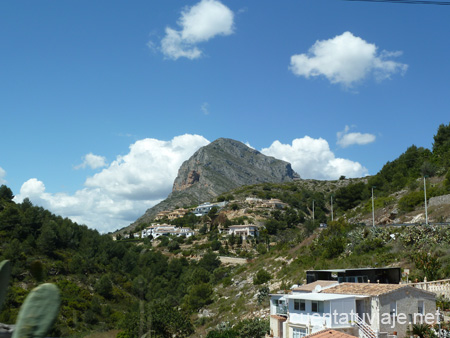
[372,186,376,227]
[312,200,315,226]
[424,176,428,225]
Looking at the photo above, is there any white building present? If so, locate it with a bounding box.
[193,201,227,216]
[269,283,436,338]
[141,224,195,239]
[220,224,261,239]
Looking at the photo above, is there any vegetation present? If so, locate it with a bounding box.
[1,123,450,337]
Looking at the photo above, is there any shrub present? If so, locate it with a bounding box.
[253,269,272,285]
[399,191,424,212]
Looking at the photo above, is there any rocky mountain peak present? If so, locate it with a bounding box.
[132,138,300,227]
[172,138,299,193]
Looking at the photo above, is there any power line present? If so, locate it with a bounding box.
[344,0,450,5]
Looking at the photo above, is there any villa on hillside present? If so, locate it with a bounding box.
[167,208,189,220]
[193,201,228,217]
[245,197,288,209]
[219,224,262,239]
[269,282,436,338]
[141,224,195,239]
[155,208,189,220]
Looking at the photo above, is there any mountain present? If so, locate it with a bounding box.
[131,138,300,228]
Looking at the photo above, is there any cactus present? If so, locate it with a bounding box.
[0,260,61,338]
[0,260,11,309]
[12,283,60,338]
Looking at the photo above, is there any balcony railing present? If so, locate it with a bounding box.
[276,305,288,315]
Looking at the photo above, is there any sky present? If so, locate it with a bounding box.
[1,0,449,233]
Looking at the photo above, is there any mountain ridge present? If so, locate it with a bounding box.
[129,138,300,229]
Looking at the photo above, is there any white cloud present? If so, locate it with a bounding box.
[160,0,234,60]
[0,166,6,184]
[289,31,408,87]
[201,102,210,115]
[261,136,368,180]
[75,153,107,170]
[14,134,210,233]
[337,125,376,148]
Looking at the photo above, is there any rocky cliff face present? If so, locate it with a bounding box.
[131,138,300,227]
[172,138,299,194]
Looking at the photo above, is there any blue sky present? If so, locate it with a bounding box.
[1,0,449,233]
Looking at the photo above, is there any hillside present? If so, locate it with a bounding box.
[130,138,300,230]
[1,123,450,338]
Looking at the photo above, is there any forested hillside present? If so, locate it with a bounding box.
[0,123,449,338]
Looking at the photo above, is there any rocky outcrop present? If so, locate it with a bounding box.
[131,138,300,228]
[172,138,299,194]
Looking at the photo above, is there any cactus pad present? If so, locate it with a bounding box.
[0,260,11,309]
[12,283,60,338]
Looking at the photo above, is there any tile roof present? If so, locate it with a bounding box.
[305,329,357,338]
[321,283,406,296]
[292,280,339,292]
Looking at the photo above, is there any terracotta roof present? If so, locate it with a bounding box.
[270,315,287,321]
[321,283,406,296]
[292,281,339,292]
[305,329,357,338]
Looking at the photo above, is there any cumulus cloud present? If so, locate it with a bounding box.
[160,0,234,60]
[0,166,6,184]
[261,136,368,180]
[75,153,107,170]
[337,125,376,148]
[14,134,210,233]
[289,31,408,87]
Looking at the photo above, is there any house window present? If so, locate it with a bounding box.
[390,301,397,316]
[418,301,424,315]
[293,328,307,338]
[312,301,323,313]
[294,300,306,311]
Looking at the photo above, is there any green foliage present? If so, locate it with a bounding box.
[253,269,272,285]
[94,275,113,299]
[444,170,450,192]
[198,251,221,273]
[410,323,437,338]
[398,190,424,212]
[335,182,368,211]
[0,185,14,202]
[206,319,269,338]
[29,260,45,283]
[257,286,269,304]
[0,260,11,309]
[211,239,222,251]
[183,283,213,311]
[12,283,61,338]
[234,318,269,338]
[168,240,180,252]
[413,250,441,281]
[433,123,450,168]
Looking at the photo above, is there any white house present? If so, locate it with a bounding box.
[269,283,436,338]
[220,224,261,239]
[141,224,195,239]
[193,201,227,216]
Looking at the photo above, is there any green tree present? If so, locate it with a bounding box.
[36,221,59,255]
[414,251,441,281]
[183,283,213,311]
[198,251,221,273]
[235,318,270,338]
[253,269,272,285]
[95,275,113,299]
[0,185,14,202]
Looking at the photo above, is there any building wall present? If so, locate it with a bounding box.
[378,288,436,337]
